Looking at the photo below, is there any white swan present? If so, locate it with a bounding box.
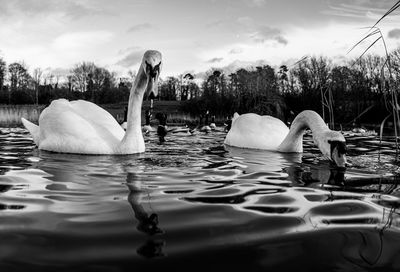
[224,110,347,167]
[21,50,162,154]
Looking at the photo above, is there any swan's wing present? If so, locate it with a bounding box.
[69,100,125,140]
[232,112,240,123]
[224,113,289,150]
[38,102,120,154]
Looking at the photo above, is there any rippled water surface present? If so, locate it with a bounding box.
[1,127,400,272]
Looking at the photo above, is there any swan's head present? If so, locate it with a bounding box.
[318,131,347,168]
[142,50,162,98]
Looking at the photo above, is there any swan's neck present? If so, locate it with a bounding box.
[278,110,329,152]
[118,68,148,152]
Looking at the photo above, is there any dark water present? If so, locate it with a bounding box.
[1,127,400,272]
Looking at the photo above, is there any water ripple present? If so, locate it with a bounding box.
[0,127,400,271]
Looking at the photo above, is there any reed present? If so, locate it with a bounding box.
[0,103,227,128]
[0,105,44,127]
[349,2,400,159]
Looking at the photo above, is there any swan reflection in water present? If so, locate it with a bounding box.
[33,152,166,259]
[126,172,165,258]
[224,145,346,186]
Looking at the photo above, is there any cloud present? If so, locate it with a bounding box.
[195,59,271,80]
[127,23,154,32]
[237,16,254,28]
[116,49,144,68]
[205,20,224,28]
[323,0,392,20]
[251,26,288,45]
[236,17,287,46]
[118,46,142,55]
[206,57,224,63]
[46,67,70,77]
[243,0,267,7]
[388,28,400,39]
[0,0,105,19]
[53,31,113,50]
[229,48,243,54]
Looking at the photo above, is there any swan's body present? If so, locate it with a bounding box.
[224,113,289,150]
[22,99,131,154]
[21,50,162,155]
[224,110,347,167]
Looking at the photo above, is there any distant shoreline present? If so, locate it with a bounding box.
[1,102,394,134]
[0,101,227,127]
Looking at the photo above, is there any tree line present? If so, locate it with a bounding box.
[1,48,400,127]
[182,49,400,127]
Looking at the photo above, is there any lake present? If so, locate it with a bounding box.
[0,126,400,272]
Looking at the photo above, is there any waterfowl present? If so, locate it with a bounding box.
[170,125,191,134]
[224,110,347,167]
[21,50,162,154]
[209,114,216,130]
[142,110,154,134]
[201,110,212,132]
[155,112,168,143]
[200,125,212,132]
[224,117,233,132]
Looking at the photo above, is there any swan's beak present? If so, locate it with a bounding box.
[146,75,159,98]
[330,141,347,168]
[144,61,161,98]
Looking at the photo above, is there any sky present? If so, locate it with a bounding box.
[1,0,400,79]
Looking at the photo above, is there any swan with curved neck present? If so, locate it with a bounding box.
[224,110,347,167]
[21,50,162,154]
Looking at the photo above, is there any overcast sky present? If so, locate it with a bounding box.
[1,0,400,78]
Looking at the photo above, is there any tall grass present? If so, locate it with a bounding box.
[0,103,225,128]
[349,2,400,158]
[0,105,44,126]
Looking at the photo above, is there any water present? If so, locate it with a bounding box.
[1,127,400,272]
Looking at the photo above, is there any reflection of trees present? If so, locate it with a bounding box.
[126,172,165,258]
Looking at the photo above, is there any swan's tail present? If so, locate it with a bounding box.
[232,112,240,124]
[21,118,40,146]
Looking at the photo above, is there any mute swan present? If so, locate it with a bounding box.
[21,50,162,154]
[224,110,347,167]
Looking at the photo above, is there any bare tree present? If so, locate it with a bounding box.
[0,58,6,92]
[70,62,95,93]
[8,62,30,91]
[32,67,43,105]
